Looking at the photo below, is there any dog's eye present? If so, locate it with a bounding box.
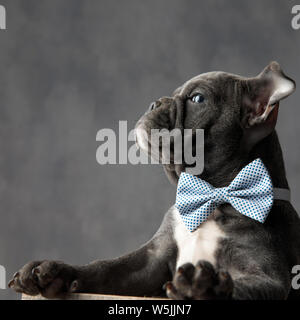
[191,93,205,103]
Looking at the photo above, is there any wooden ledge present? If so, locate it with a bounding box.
[22,293,169,300]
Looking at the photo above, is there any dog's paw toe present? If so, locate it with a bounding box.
[165,260,233,300]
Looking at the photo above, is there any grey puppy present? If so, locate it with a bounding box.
[9,62,300,300]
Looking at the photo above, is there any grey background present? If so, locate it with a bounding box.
[0,0,299,300]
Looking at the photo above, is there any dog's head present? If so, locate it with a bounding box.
[135,62,295,185]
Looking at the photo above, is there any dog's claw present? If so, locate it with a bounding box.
[8,271,20,289]
[69,280,78,292]
[32,267,40,275]
[8,279,15,288]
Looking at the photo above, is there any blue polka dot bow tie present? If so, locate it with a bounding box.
[175,158,290,232]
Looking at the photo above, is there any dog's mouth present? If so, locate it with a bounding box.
[134,97,186,184]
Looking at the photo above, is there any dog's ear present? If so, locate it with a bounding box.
[241,61,296,148]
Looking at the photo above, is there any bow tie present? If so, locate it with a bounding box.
[175,158,290,232]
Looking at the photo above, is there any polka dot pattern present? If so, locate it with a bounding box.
[175,158,274,232]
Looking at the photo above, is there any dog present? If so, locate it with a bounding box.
[9,62,300,299]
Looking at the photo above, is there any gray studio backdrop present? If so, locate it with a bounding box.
[0,0,299,300]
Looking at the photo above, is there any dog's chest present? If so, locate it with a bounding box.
[172,208,226,268]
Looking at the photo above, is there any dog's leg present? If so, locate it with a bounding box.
[232,276,289,299]
[9,240,175,298]
[9,211,177,298]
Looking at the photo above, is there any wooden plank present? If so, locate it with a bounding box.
[22,293,169,300]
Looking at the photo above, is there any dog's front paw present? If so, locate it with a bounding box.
[165,260,233,300]
[8,260,79,298]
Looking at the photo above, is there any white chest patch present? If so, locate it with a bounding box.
[172,207,226,268]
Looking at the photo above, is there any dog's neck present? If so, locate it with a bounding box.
[248,131,289,189]
[199,131,289,189]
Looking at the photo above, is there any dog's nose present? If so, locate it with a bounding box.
[148,100,161,112]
